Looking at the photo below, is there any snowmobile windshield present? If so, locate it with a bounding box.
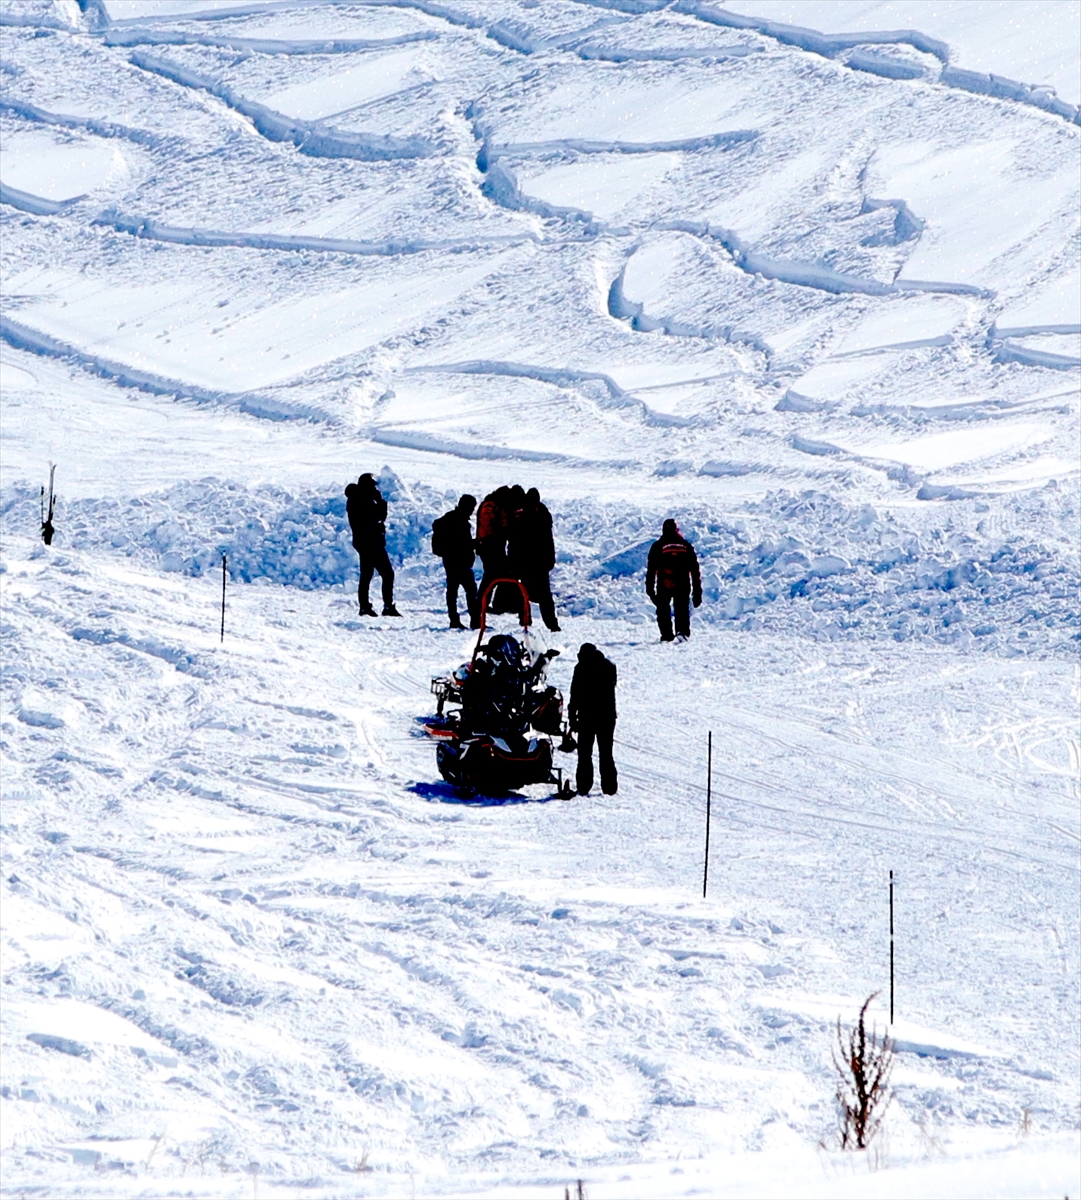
[493,631,560,684]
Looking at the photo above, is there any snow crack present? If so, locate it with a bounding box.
[678,1,1080,125]
[129,50,435,161]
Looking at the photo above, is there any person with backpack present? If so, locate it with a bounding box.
[431,494,479,630]
[646,518,702,641]
[345,473,400,617]
[509,487,560,632]
[568,643,617,795]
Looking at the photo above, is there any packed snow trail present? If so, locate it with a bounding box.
[1,0,1079,1195]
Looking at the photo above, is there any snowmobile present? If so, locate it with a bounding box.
[425,578,574,798]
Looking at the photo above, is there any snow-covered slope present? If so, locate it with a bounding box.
[1,1,1078,1196]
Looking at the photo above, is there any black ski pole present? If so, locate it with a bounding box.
[887,868,892,1027]
[702,730,712,898]
[220,554,227,643]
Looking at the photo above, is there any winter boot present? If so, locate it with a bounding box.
[382,604,402,617]
[359,603,378,617]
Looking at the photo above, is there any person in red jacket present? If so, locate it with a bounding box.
[646,519,701,641]
[476,487,510,598]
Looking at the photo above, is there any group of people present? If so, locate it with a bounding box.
[346,477,563,633]
[344,474,704,795]
[344,475,703,644]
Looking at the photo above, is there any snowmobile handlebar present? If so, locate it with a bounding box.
[472,577,532,663]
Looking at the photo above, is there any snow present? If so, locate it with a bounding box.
[721,0,1081,105]
[784,355,888,402]
[996,264,1081,332]
[705,144,835,243]
[1,0,1079,1196]
[259,49,441,121]
[928,453,1080,492]
[831,296,970,354]
[518,153,681,222]
[834,421,1052,470]
[3,253,511,394]
[492,71,760,145]
[1,361,38,391]
[0,130,129,201]
[103,0,281,19]
[865,138,1078,287]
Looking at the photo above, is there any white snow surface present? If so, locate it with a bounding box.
[1,1,1079,1197]
[0,130,132,201]
[259,49,442,122]
[722,0,1081,105]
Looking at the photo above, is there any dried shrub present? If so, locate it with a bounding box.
[833,992,895,1149]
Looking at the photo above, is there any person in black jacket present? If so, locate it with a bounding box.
[345,474,399,617]
[568,642,617,795]
[646,518,701,641]
[431,494,479,630]
[509,487,560,632]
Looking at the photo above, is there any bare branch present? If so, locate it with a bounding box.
[833,991,895,1149]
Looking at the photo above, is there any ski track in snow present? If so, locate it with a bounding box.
[1,0,1079,1196]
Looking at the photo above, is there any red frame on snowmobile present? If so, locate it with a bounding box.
[472,577,531,665]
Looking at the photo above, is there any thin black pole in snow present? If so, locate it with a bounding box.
[220,554,227,643]
[702,731,712,898]
[887,868,892,1027]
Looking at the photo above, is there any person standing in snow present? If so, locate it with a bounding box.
[568,643,617,795]
[476,486,510,595]
[431,494,479,630]
[345,473,400,617]
[476,485,525,615]
[509,487,560,632]
[646,518,702,642]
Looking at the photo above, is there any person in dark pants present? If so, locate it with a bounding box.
[568,643,617,795]
[646,518,701,641]
[345,473,399,617]
[431,494,479,629]
[510,487,560,632]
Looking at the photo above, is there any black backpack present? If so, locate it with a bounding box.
[431,512,449,558]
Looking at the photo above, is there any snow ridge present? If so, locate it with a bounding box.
[0,95,175,150]
[0,317,325,423]
[92,211,535,258]
[129,50,435,160]
[405,359,694,426]
[103,28,438,54]
[0,183,81,216]
[679,0,1081,124]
